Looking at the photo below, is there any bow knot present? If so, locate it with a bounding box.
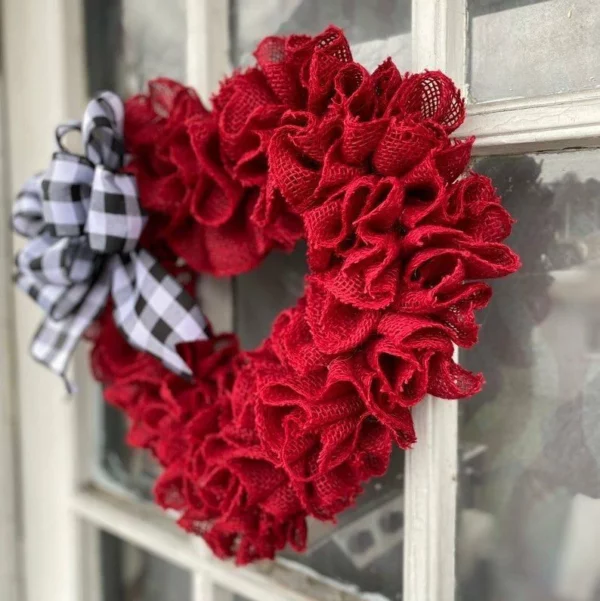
[13,92,207,388]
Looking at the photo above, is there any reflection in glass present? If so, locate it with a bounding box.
[101,531,191,601]
[231,0,411,71]
[457,150,600,601]
[468,0,600,102]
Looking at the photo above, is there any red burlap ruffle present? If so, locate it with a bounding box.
[91,26,521,563]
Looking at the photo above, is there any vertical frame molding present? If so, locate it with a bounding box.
[0,66,22,601]
[2,0,88,600]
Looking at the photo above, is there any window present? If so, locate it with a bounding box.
[3,1,600,600]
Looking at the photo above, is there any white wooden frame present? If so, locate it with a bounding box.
[3,0,600,600]
[0,67,23,601]
[403,3,465,600]
[3,2,89,601]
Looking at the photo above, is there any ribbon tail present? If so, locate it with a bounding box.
[110,250,208,378]
[29,270,110,390]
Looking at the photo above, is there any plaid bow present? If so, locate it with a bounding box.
[12,92,208,388]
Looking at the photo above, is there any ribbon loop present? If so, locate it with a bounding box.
[55,120,82,153]
[12,174,45,238]
[42,153,93,237]
[15,258,92,322]
[16,233,96,286]
[82,92,125,171]
[12,91,208,386]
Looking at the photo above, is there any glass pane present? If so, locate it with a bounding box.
[234,244,307,348]
[84,0,187,97]
[457,150,600,601]
[231,0,412,71]
[85,0,187,498]
[235,247,405,600]
[235,253,404,600]
[281,458,404,601]
[97,400,159,500]
[101,531,191,601]
[232,6,410,599]
[468,0,600,102]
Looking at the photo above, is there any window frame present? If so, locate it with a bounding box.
[0,64,22,601]
[3,0,600,600]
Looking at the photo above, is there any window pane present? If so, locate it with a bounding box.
[282,464,404,601]
[96,399,159,500]
[232,7,409,599]
[235,246,405,601]
[468,0,600,102]
[85,0,187,498]
[456,150,600,600]
[84,0,187,96]
[101,531,191,601]
[231,0,411,72]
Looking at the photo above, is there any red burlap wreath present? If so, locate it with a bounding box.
[89,26,521,563]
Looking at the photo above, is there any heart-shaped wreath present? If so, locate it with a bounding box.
[12,26,520,563]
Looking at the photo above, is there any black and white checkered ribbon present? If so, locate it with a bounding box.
[12,91,207,388]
